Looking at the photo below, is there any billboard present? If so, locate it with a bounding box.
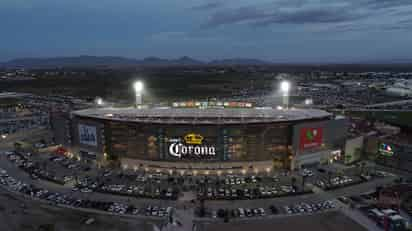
[168,133,216,159]
[379,143,395,157]
[299,127,323,150]
[78,124,97,146]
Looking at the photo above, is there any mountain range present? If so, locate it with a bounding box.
[0,56,271,68]
[1,56,412,68]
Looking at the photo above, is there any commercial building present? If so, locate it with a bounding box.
[53,105,347,174]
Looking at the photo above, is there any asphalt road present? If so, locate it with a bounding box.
[197,211,368,231]
[0,189,159,231]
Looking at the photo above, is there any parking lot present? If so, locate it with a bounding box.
[0,147,406,231]
[2,150,396,204]
[0,166,174,219]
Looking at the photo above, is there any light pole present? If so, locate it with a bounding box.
[133,81,144,107]
[280,80,290,109]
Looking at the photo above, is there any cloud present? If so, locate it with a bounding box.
[191,1,223,11]
[362,0,412,9]
[255,7,367,26]
[198,0,412,30]
[203,6,264,28]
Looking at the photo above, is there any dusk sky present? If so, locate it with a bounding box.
[1,0,412,63]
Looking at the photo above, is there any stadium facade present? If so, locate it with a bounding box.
[52,105,347,174]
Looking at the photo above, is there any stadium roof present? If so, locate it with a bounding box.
[73,107,331,124]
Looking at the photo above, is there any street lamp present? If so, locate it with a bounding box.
[280,80,290,109]
[133,81,144,107]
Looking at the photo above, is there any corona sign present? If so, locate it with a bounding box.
[168,133,216,158]
[184,133,203,145]
[299,127,323,150]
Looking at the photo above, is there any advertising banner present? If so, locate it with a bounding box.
[299,127,323,150]
[379,143,395,157]
[78,124,97,146]
[168,133,216,159]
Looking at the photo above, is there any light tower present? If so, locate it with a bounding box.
[133,81,144,107]
[280,80,290,109]
[95,97,104,106]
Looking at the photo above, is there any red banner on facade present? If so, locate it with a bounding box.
[299,127,323,150]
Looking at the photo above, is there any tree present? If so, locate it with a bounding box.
[291,176,297,191]
[360,162,367,176]
[198,199,206,217]
[301,175,307,192]
[327,171,333,185]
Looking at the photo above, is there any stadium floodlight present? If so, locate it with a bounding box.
[95,97,103,106]
[305,98,313,105]
[280,80,291,109]
[134,81,144,93]
[133,81,144,107]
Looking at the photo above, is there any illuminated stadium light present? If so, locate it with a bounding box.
[95,97,104,106]
[280,80,291,109]
[134,81,144,92]
[133,81,144,107]
[280,80,291,94]
[305,98,313,105]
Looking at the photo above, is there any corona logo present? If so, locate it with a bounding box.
[184,133,203,145]
[168,133,215,158]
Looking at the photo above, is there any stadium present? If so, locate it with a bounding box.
[53,101,348,175]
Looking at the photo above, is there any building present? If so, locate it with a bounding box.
[385,79,412,97]
[53,105,347,174]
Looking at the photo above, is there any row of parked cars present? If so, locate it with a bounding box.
[0,167,173,218]
[6,152,70,185]
[316,175,357,190]
[211,207,267,219]
[72,174,179,200]
[283,200,336,214]
[198,185,297,200]
[363,207,408,231]
[98,184,178,200]
[48,155,84,171]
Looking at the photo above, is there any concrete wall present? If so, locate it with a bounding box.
[71,116,105,160]
[50,112,71,146]
[292,118,348,154]
[344,136,364,164]
[291,118,348,168]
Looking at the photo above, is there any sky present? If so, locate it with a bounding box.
[1,0,412,63]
